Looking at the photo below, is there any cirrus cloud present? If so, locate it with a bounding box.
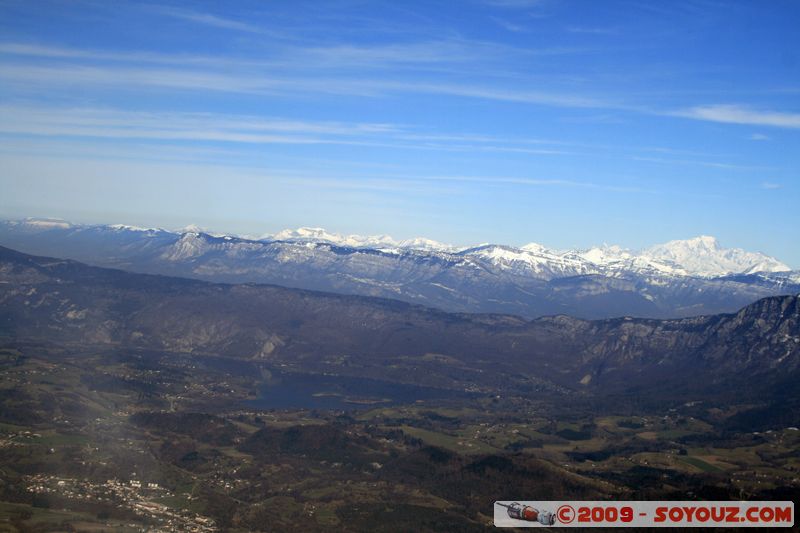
[677,104,800,129]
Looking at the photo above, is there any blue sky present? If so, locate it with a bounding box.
[0,0,798,265]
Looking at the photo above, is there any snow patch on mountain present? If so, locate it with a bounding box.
[160,232,211,261]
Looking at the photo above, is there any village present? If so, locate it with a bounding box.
[24,474,217,532]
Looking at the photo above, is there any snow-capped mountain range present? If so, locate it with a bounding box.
[1,218,797,319]
[226,225,791,279]
[263,228,791,279]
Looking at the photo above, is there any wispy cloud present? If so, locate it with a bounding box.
[0,57,619,110]
[0,42,272,67]
[0,42,795,162]
[379,80,618,109]
[402,174,657,194]
[0,104,577,162]
[0,104,603,165]
[749,133,770,141]
[481,0,549,8]
[2,104,756,169]
[566,26,619,36]
[761,182,782,190]
[144,5,263,34]
[0,38,590,76]
[0,63,283,94]
[0,105,401,146]
[632,155,773,171]
[491,17,528,32]
[677,104,800,129]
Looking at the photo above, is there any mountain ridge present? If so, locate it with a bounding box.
[4,217,791,275]
[1,244,798,400]
[1,217,797,320]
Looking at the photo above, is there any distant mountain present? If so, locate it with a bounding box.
[643,235,790,276]
[1,245,798,402]
[0,218,797,319]
[267,227,458,252]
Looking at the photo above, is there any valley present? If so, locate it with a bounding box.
[1,343,797,532]
[0,245,798,531]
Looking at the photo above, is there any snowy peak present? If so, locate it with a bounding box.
[578,244,634,266]
[644,236,790,277]
[648,235,720,258]
[108,223,166,234]
[271,227,345,242]
[178,224,207,234]
[690,235,719,249]
[267,227,398,249]
[463,243,593,278]
[575,236,789,278]
[266,227,456,252]
[494,236,790,280]
[397,237,458,252]
[520,242,549,254]
[160,231,213,261]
